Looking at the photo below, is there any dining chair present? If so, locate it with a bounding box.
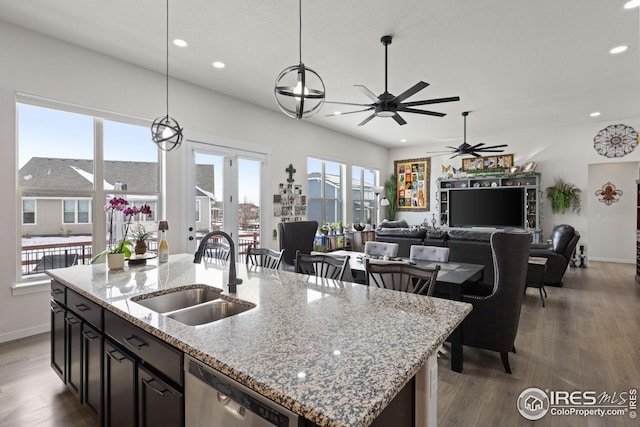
[364,241,399,258]
[409,245,450,262]
[205,241,230,261]
[460,230,530,374]
[245,245,284,269]
[295,251,351,281]
[278,220,319,271]
[364,259,441,296]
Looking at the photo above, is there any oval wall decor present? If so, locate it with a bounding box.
[593,124,639,158]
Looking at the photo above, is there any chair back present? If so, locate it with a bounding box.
[461,231,530,354]
[246,245,283,269]
[364,241,399,258]
[409,245,450,262]
[365,259,440,295]
[205,241,230,261]
[278,221,318,269]
[295,251,350,281]
[550,224,580,258]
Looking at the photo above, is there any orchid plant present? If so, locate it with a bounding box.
[90,197,152,263]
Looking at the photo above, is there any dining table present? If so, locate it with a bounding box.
[319,250,484,373]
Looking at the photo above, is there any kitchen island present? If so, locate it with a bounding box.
[47,253,472,427]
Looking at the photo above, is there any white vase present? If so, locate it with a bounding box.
[107,253,125,270]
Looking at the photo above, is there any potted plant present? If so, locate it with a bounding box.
[384,174,398,220]
[130,223,153,255]
[91,239,132,270]
[546,178,581,214]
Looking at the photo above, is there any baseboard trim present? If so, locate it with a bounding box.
[588,257,634,264]
[0,323,50,344]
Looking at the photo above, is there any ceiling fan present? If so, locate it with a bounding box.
[325,35,460,126]
[428,111,508,158]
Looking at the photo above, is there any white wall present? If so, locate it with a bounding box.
[587,162,638,263]
[390,117,640,261]
[0,21,389,342]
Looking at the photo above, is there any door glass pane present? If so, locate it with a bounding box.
[195,152,223,233]
[238,158,261,256]
[307,158,322,224]
[324,161,342,223]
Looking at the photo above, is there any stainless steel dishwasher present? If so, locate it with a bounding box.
[185,356,299,427]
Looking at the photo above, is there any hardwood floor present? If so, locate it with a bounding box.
[438,261,640,427]
[1,261,638,427]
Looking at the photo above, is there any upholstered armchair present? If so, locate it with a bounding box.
[530,224,579,286]
[277,220,318,271]
[460,231,530,374]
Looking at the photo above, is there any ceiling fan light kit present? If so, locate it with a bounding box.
[274,0,325,119]
[151,0,183,152]
[325,35,460,126]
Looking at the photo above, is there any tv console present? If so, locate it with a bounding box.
[437,172,541,243]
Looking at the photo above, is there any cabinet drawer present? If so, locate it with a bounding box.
[104,310,182,387]
[51,280,66,304]
[68,289,103,331]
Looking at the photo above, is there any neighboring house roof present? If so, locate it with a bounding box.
[19,157,215,195]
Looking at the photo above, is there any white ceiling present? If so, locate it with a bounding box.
[0,0,639,149]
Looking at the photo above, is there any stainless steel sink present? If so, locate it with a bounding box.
[131,285,223,313]
[167,299,255,326]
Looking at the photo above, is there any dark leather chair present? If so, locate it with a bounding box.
[530,224,579,286]
[460,231,530,374]
[277,220,318,271]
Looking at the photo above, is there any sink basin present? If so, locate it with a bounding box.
[131,285,222,313]
[167,299,255,326]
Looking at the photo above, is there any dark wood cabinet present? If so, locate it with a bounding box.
[138,365,184,427]
[82,323,102,417]
[65,310,83,399]
[50,300,66,382]
[104,339,137,427]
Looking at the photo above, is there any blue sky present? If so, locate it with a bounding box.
[18,103,260,204]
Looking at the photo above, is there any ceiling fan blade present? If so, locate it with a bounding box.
[324,101,372,107]
[357,113,376,126]
[324,107,374,117]
[392,113,407,125]
[478,144,508,150]
[475,149,506,153]
[469,143,485,149]
[355,85,381,103]
[403,96,461,107]
[392,81,429,103]
[399,107,446,117]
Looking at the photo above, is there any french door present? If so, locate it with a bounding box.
[186,139,268,257]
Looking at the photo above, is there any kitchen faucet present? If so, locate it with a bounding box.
[193,231,242,293]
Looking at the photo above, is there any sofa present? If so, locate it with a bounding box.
[375,220,529,286]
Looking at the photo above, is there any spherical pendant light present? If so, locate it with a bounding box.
[151,0,183,151]
[274,0,325,119]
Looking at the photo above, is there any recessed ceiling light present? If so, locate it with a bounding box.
[172,39,188,47]
[590,112,601,117]
[400,139,407,143]
[333,111,342,115]
[610,45,629,54]
[212,61,225,69]
[624,0,640,9]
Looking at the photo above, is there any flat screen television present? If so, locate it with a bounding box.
[448,187,525,228]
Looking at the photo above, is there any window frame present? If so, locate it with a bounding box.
[22,198,36,225]
[16,94,162,282]
[307,157,345,225]
[351,165,379,225]
[62,198,92,224]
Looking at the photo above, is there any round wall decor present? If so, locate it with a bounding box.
[593,124,639,158]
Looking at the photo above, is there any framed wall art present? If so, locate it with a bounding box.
[394,157,430,211]
[461,153,514,172]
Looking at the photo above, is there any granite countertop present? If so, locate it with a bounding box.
[47,253,472,427]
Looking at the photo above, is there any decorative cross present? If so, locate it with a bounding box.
[286,164,296,183]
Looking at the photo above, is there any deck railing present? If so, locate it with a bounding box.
[21,232,260,276]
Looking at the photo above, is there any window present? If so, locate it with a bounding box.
[18,99,160,278]
[22,199,35,224]
[307,158,344,225]
[352,166,378,225]
[195,199,201,222]
[63,199,91,224]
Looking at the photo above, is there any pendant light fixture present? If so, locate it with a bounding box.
[274,0,325,119]
[151,0,183,151]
